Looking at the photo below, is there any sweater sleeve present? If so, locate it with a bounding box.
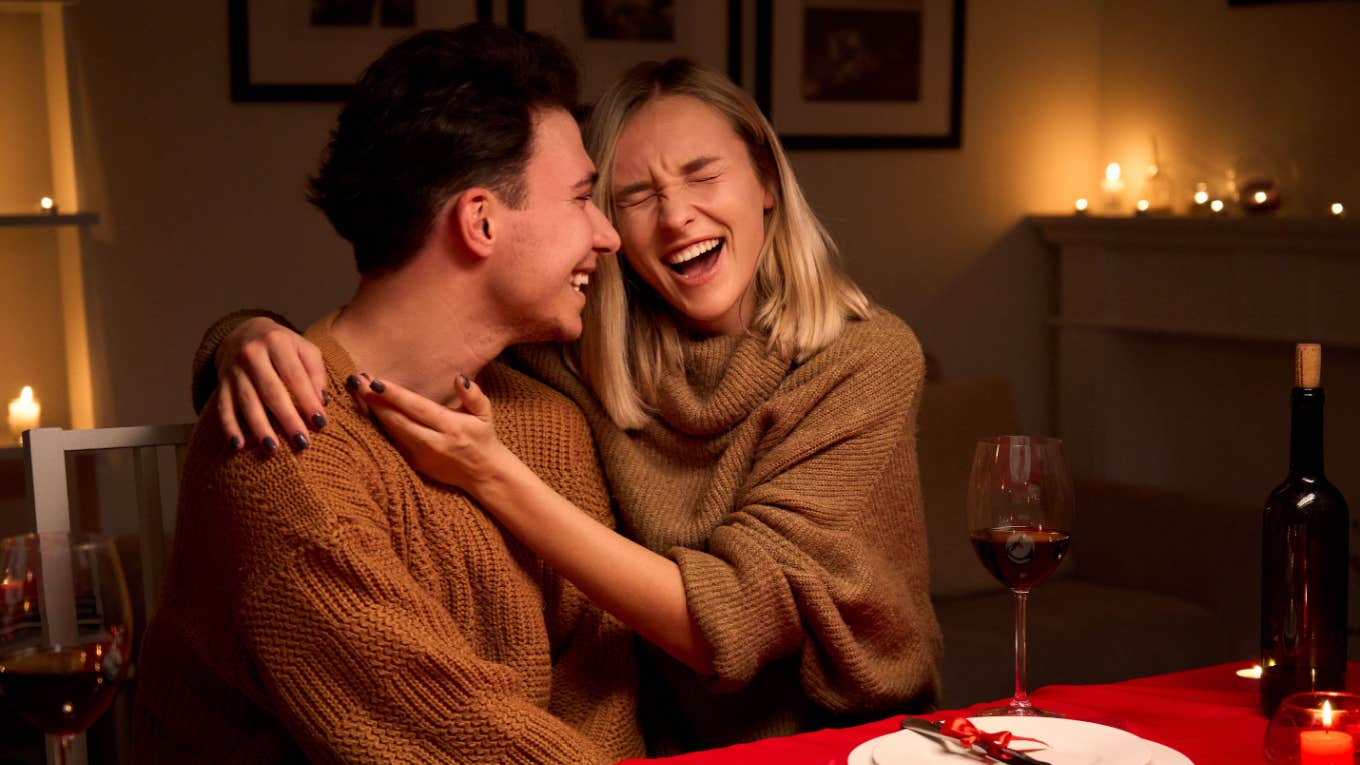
[236,476,610,764]
[670,323,942,713]
[190,308,296,413]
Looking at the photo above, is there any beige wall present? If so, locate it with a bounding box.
[3,0,1352,453]
[0,11,68,432]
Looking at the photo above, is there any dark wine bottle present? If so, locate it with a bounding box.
[1261,343,1351,717]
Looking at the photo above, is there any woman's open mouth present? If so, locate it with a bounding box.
[665,238,723,278]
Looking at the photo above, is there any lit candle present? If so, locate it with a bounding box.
[1135,199,1150,214]
[39,196,56,215]
[1210,199,1226,215]
[7,387,41,442]
[1074,197,1089,215]
[1101,163,1125,212]
[1331,203,1345,218]
[1301,700,1354,765]
[1236,665,1263,679]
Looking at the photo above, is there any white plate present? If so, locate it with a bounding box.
[847,717,1157,765]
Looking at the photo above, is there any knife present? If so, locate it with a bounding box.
[899,717,1053,765]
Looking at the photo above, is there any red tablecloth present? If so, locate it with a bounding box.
[623,661,1360,765]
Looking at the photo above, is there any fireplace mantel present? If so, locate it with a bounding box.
[1031,214,1360,507]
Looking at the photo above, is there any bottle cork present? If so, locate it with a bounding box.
[1295,343,1321,388]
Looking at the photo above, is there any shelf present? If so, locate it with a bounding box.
[1029,214,1359,253]
[1050,317,1360,352]
[0,213,98,228]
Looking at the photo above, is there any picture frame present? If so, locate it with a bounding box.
[755,0,965,150]
[228,0,494,102]
[508,0,742,109]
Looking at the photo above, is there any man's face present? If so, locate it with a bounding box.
[491,108,621,343]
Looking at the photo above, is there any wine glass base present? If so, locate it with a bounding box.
[972,704,1066,718]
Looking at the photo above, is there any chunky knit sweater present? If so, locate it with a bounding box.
[190,307,942,754]
[510,307,942,753]
[137,316,643,763]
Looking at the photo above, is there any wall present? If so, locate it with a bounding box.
[0,9,70,433]
[6,0,1354,451]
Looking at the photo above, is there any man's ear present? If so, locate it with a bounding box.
[451,187,497,260]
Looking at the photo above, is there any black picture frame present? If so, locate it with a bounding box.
[755,0,965,150]
[229,0,494,103]
[507,0,743,109]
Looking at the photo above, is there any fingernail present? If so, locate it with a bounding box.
[321,389,330,405]
[345,375,361,392]
[229,435,243,450]
[293,432,310,450]
[369,379,386,393]
[463,375,472,389]
[262,436,277,453]
[360,372,371,380]
[311,412,327,429]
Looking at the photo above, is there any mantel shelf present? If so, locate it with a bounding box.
[1030,214,1359,252]
[0,212,98,228]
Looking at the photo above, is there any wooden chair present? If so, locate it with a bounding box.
[20,424,194,765]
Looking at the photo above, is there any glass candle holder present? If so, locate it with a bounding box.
[1266,692,1360,765]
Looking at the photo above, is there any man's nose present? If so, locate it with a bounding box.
[590,201,621,254]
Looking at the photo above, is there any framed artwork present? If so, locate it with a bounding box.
[228,0,494,102]
[755,0,965,149]
[508,0,742,109]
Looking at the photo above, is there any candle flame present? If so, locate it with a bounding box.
[1322,699,1334,727]
[1105,163,1121,183]
[1136,199,1150,212]
[1253,190,1268,204]
[18,387,33,404]
[1194,190,1209,205]
[1210,199,1225,213]
[39,197,53,210]
[1332,203,1345,216]
[1074,198,1089,212]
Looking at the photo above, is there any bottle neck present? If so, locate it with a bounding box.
[1289,387,1326,478]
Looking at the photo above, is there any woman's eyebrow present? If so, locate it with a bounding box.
[615,156,723,197]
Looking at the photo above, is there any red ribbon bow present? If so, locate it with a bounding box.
[939,717,1049,759]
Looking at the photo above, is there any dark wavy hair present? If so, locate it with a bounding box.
[307,25,578,274]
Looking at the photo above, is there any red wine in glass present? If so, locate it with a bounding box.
[967,436,1074,717]
[970,526,1071,591]
[0,534,133,765]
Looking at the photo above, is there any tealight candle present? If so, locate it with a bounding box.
[1101,162,1124,212]
[1074,198,1089,215]
[1301,701,1354,765]
[1237,665,1263,679]
[1210,199,1226,215]
[7,386,41,443]
[1135,199,1150,214]
[39,196,56,215]
[1331,203,1345,218]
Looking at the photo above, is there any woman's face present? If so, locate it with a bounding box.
[609,95,774,336]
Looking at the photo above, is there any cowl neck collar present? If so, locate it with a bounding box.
[651,330,790,437]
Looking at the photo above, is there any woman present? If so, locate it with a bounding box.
[198,59,940,753]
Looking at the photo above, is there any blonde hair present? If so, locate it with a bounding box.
[578,58,871,429]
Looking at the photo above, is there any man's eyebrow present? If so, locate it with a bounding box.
[573,172,599,192]
[614,156,722,197]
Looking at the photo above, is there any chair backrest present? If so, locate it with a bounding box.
[20,424,193,765]
[24,424,194,619]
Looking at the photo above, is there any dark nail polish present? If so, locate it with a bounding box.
[345,375,361,392]
[463,375,472,389]
[229,435,243,450]
[262,437,277,453]
[293,432,310,450]
[360,372,371,380]
[321,389,330,405]
[311,412,327,429]
[369,379,386,393]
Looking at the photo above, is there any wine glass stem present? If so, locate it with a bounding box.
[56,734,72,765]
[1010,590,1032,711]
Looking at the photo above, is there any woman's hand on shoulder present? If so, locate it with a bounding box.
[212,316,328,453]
[357,375,514,497]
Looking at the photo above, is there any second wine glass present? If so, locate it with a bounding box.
[967,436,1074,716]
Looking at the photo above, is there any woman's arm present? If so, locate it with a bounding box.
[358,376,715,675]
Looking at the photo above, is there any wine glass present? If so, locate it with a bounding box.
[0,533,133,764]
[967,436,1074,716]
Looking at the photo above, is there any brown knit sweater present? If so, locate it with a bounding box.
[510,307,942,753]
[135,316,643,763]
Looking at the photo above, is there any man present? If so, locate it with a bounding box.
[132,25,641,763]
